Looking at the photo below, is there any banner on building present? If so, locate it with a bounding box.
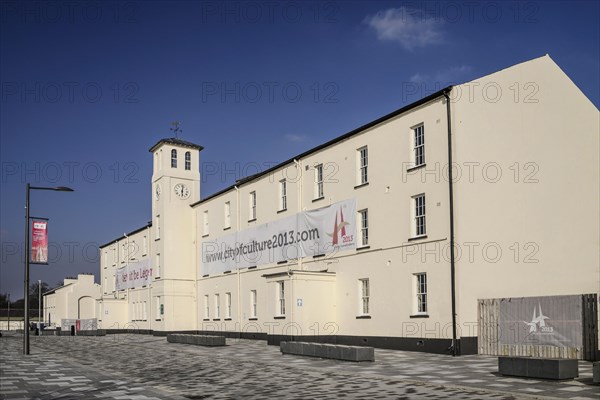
[201,198,356,275]
[498,295,583,348]
[116,259,152,290]
[61,318,97,331]
[31,219,49,264]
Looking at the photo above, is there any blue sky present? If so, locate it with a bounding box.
[1,0,599,299]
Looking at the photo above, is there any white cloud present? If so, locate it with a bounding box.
[364,7,443,51]
[285,134,308,143]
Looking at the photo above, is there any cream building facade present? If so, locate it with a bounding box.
[97,55,599,355]
[43,274,101,328]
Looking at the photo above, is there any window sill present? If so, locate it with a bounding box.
[408,235,428,242]
[155,319,161,321]
[274,316,286,320]
[213,318,221,321]
[154,238,160,242]
[312,253,325,259]
[277,260,288,265]
[277,208,287,214]
[354,182,369,190]
[223,226,231,231]
[248,218,257,223]
[202,318,210,321]
[356,246,370,251]
[406,163,426,173]
[247,266,257,270]
[410,314,429,318]
[202,234,209,238]
[223,270,232,274]
[224,318,232,321]
[249,317,258,321]
[356,315,371,319]
[312,196,324,203]
[202,274,209,278]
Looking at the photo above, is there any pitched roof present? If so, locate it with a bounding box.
[148,137,204,153]
[99,221,152,249]
[43,282,73,296]
[191,86,452,206]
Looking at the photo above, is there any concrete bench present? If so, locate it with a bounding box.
[498,357,578,380]
[166,334,226,346]
[593,362,599,384]
[280,341,374,362]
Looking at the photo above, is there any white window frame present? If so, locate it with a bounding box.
[357,146,368,185]
[413,124,425,167]
[277,281,285,316]
[224,201,231,229]
[359,278,370,315]
[359,209,368,247]
[214,294,220,319]
[414,273,428,315]
[204,295,210,320]
[121,243,126,263]
[171,149,177,168]
[279,179,287,211]
[314,164,324,199]
[155,296,162,321]
[155,253,161,278]
[225,292,232,319]
[249,191,257,221]
[155,215,160,240]
[250,290,257,318]
[203,210,209,236]
[185,151,191,170]
[142,235,148,256]
[412,194,426,237]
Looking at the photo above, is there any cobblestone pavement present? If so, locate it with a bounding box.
[1,332,598,399]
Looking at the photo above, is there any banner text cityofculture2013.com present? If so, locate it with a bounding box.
[201,199,357,275]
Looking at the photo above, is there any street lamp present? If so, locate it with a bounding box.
[38,279,41,332]
[24,184,74,355]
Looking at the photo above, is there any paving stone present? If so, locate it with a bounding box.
[1,331,597,399]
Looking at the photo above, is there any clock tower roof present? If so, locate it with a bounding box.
[149,137,204,153]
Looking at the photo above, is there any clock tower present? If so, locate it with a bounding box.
[149,137,203,331]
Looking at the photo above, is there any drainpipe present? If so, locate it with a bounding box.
[444,89,458,357]
[235,186,241,338]
[148,225,152,332]
[124,233,130,321]
[293,159,302,271]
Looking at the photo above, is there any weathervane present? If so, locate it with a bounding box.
[170,121,182,138]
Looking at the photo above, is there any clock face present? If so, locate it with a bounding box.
[154,184,161,200]
[174,183,190,199]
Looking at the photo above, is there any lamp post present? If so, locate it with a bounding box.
[24,184,73,355]
[7,293,10,331]
[38,279,41,331]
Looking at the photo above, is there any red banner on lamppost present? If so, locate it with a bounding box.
[31,219,48,264]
